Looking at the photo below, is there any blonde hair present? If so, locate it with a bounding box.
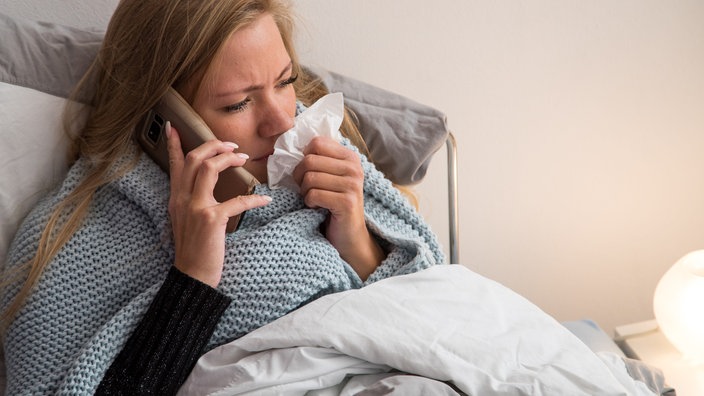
[2,0,409,328]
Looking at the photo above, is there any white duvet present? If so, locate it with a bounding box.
[178,265,656,396]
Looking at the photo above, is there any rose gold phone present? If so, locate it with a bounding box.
[136,87,259,232]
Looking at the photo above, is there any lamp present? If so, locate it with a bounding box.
[653,250,704,365]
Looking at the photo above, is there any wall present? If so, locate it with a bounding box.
[296,0,704,336]
[3,0,704,335]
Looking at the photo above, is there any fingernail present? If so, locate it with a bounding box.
[165,121,172,138]
[262,195,272,202]
[223,141,239,150]
[236,153,249,159]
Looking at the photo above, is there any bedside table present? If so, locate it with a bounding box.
[615,319,704,395]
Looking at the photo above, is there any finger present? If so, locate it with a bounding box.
[302,188,354,215]
[191,152,250,202]
[299,172,363,215]
[181,139,239,191]
[293,154,360,187]
[182,139,239,170]
[300,171,361,198]
[293,155,344,185]
[303,136,350,159]
[220,193,273,216]
[166,122,184,195]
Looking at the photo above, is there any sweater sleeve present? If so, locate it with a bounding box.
[95,266,232,395]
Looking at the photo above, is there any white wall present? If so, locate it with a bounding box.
[4,0,704,336]
[294,0,704,336]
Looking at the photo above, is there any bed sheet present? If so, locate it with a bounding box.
[179,265,663,396]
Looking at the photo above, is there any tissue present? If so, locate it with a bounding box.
[267,92,344,191]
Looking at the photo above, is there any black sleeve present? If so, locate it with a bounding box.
[95,266,232,395]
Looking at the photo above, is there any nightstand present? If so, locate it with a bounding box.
[615,319,704,395]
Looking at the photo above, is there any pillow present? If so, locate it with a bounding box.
[306,66,449,186]
[0,13,103,100]
[0,13,102,274]
[0,12,449,272]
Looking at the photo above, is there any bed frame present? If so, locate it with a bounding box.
[445,132,459,264]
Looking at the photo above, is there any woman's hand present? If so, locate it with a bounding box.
[293,136,385,280]
[166,123,271,287]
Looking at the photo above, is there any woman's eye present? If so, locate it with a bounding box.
[277,74,298,88]
[224,98,251,113]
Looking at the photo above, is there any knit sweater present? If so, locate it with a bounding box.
[1,140,444,395]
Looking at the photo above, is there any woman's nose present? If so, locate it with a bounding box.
[257,96,295,138]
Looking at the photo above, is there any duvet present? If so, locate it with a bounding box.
[178,265,661,396]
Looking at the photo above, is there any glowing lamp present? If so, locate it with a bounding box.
[653,250,704,364]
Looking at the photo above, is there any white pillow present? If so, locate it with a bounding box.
[0,10,99,272]
[0,83,74,272]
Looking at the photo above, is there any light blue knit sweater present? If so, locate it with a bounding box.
[1,140,444,395]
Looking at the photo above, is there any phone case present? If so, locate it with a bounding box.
[136,87,259,232]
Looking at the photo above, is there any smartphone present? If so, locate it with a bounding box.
[136,87,259,232]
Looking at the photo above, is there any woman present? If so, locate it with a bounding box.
[0,0,444,394]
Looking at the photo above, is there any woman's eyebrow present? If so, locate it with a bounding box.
[216,61,293,98]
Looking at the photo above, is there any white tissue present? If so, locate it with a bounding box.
[267,92,344,192]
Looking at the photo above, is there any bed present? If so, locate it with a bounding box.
[0,12,674,396]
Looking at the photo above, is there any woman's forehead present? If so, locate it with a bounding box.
[199,14,290,94]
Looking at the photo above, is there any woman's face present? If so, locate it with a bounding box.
[189,14,296,183]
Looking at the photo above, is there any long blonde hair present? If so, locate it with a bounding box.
[1,0,377,328]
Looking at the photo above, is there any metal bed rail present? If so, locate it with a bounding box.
[446,132,459,264]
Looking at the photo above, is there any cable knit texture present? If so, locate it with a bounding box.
[1,138,444,395]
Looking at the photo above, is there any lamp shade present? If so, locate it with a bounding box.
[653,250,704,364]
